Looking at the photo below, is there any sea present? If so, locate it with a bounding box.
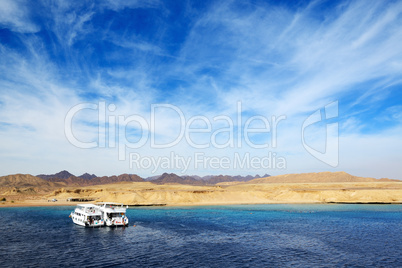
[0,204,401,267]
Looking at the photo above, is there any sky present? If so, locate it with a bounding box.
[0,0,401,179]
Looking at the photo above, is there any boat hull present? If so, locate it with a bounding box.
[105,218,129,227]
[70,210,104,227]
[71,217,104,227]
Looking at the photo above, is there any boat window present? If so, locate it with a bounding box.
[108,213,123,218]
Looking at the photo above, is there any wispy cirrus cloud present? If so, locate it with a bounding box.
[101,0,161,12]
[0,0,40,33]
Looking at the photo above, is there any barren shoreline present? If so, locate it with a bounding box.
[1,200,402,208]
[2,180,401,208]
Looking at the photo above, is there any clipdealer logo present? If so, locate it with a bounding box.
[64,100,339,173]
[302,101,339,167]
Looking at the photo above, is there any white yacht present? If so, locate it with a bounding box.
[70,204,104,227]
[97,202,129,227]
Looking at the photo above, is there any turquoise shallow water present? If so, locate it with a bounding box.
[0,204,401,267]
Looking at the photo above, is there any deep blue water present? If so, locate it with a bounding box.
[0,204,401,267]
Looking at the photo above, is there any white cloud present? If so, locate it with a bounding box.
[0,0,39,33]
[177,0,402,118]
[101,0,161,11]
[45,1,95,47]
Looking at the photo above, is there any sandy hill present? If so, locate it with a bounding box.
[47,176,91,186]
[44,179,402,206]
[248,172,379,184]
[1,171,401,206]
[0,174,63,187]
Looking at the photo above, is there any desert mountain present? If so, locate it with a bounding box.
[46,176,91,186]
[248,171,379,184]
[148,174,265,185]
[79,173,97,180]
[92,174,144,185]
[37,170,97,180]
[145,175,161,181]
[152,173,205,185]
[37,170,75,180]
[205,175,261,184]
[0,174,63,188]
[2,171,396,189]
[45,173,145,186]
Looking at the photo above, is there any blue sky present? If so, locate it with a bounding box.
[0,0,401,179]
